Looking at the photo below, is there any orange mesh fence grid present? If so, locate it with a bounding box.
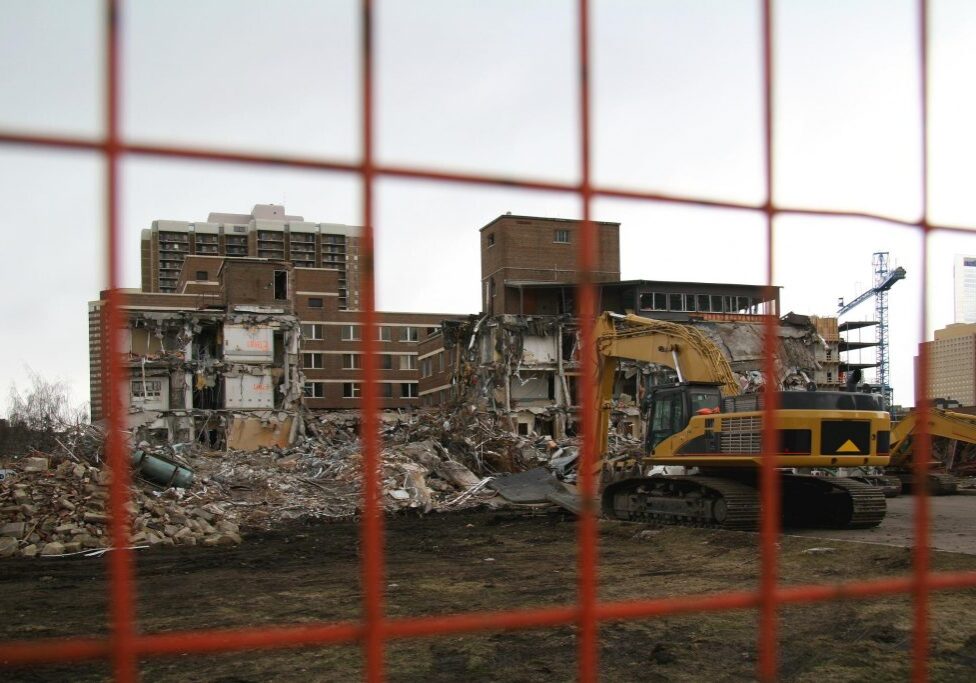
[1,1,975,681]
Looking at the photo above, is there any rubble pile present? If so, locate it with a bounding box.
[0,456,241,559]
[185,408,577,527]
[0,407,644,558]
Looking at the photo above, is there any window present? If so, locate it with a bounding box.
[554,229,570,243]
[640,293,670,311]
[341,325,361,341]
[303,353,324,369]
[342,354,361,370]
[308,297,323,308]
[400,354,417,370]
[401,383,419,398]
[274,270,287,300]
[711,295,724,312]
[131,380,162,399]
[303,382,325,398]
[438,351,445,373]
[342,383,361,398]
[380,383,393,398]
[377,326,392,342]
[379,354,393,370]
[487,233,495,247]
[669,293,683,311]
[402,326,419,342]
[420,358,432,378]
[195,270,208,281]
[685,294,697,312]
[301,323,323,340]
[697,294,711,312]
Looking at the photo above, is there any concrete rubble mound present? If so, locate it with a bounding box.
[1,408,641,558]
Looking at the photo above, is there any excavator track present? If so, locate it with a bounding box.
[928,473,960,495]
[601,475,761,530]
[894,471,959,495]
[601,474,886,531]
[781,475,886,529]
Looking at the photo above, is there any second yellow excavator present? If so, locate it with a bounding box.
[492,312,891,529]
[885,408,976,494]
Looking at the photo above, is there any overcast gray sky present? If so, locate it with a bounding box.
[2,0,975,413]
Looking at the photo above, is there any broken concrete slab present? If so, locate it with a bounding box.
[40,541,64,556]
[22,457,49,472]
[0,522,26,538]
[227,415,295,450]
[0,537,17,557]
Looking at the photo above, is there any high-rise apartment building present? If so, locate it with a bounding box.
[920,323,976,406]
[953,255,976,324]
[142,204,361,311]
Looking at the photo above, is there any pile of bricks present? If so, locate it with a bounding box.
[0,456,241,559]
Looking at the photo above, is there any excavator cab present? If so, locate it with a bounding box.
[644,382,723,451]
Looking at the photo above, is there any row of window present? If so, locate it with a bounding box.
[302,352,417,371]
[638,292,766,315]
[301,324,432,342]
[303,382,419,399]
[131,380,163,400]
[485,228,571,247]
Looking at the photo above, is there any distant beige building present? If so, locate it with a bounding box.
[920,323,976,406]
[811,316,841,390]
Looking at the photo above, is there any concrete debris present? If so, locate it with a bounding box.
[23,457,50,472]
[2,407,645,558]
[0,458,242,559]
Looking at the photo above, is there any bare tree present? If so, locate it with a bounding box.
[7,369,89,431]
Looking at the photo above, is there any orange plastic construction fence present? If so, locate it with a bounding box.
[1,2,975,681]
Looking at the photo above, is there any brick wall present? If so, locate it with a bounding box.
[479,215,620,314]
[221,260,293,312]
[417,331,454,405]
[301,313,459,410]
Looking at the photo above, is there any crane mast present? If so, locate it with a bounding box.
[837,252,905,408]
[874,252,892,407]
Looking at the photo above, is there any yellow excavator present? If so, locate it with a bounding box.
[492,312,890,529]
[885,408,976,494]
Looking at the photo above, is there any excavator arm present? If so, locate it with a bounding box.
[890,408,976,467]
[594,312,740,393]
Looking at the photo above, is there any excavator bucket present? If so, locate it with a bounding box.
[489,468,582,513]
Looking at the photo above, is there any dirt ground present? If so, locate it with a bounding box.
[3,509,976,682]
